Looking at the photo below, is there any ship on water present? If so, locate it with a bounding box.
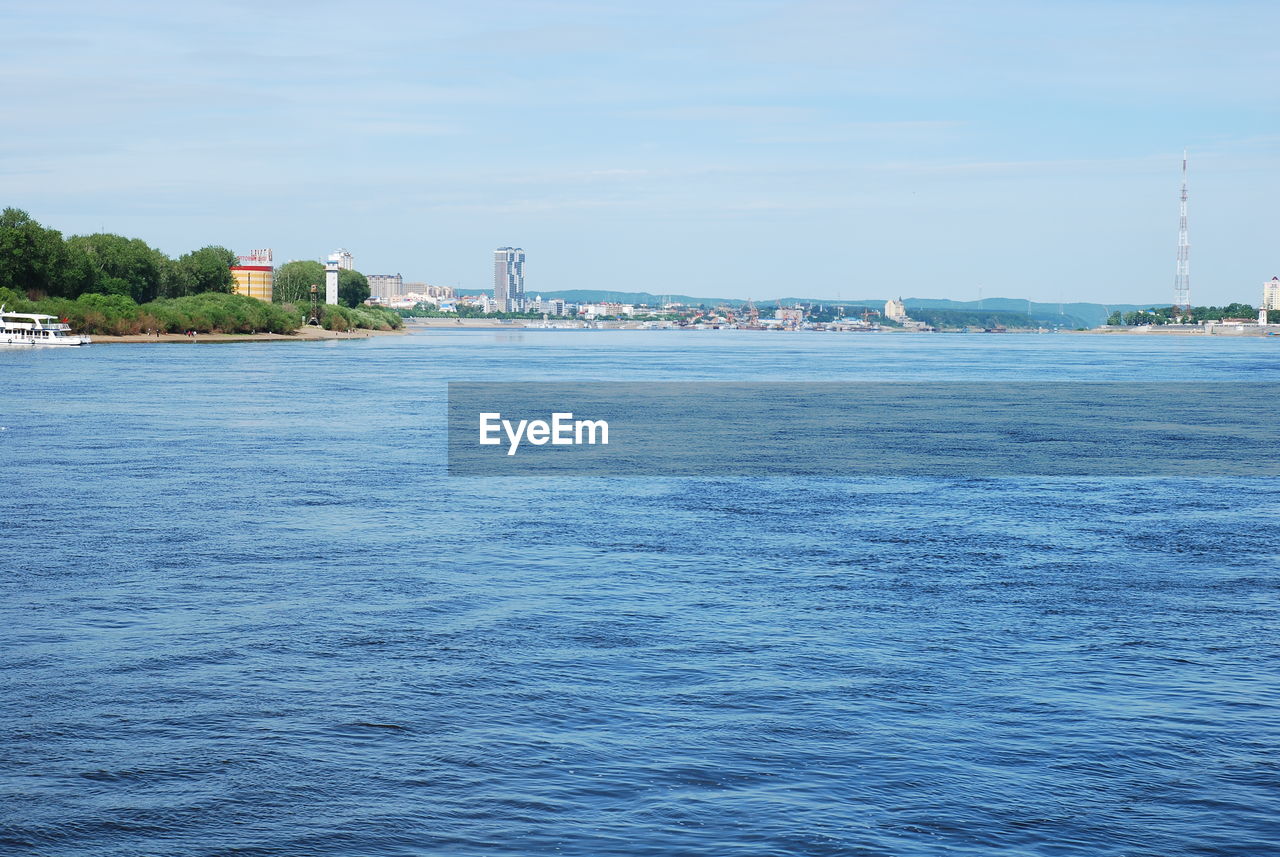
[0,306,91,346]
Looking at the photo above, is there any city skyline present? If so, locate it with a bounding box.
[4,2,1278,304]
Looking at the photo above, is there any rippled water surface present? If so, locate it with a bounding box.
[2,331,1278,856]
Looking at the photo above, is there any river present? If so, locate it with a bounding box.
[2,330,1277,856]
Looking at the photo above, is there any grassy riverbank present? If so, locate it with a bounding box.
[91,326,407,343]
[0,288,403,336]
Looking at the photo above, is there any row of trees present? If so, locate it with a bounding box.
[1105,304,1271,326]
[1,207,385,311]
[0,208,403,334]
[0,208,236,303]
[899,309,1038,329]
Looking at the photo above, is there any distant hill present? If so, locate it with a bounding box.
[456,289,1167,328]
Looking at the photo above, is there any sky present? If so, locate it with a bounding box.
[3,0,1278,304]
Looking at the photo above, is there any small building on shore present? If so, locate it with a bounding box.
[580,302,635,318]
[884,298,908,322]
[231,249,273,301]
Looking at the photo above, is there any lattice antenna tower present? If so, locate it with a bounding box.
[1174,151,1191,316]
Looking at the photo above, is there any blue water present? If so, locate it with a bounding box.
[2,331,1278,856]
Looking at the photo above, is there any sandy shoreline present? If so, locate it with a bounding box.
[92,327,408,344]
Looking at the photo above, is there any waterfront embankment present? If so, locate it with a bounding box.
[1069,325,1277,337]
[406,318,591,329]
[405,318,1280,335]
[92,326,408,344]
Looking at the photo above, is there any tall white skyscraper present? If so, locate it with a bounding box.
[494,247,525,312]
[1264,277,1280,312]
[331,249,355,270]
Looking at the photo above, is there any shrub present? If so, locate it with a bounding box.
[2,287,395,336]
[144,293,303,334]
[78,293,139,315]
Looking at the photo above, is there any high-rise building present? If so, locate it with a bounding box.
[367,273,403,303]
[884,298,907,322]
[231,249,273,301]
[494,247,525,312]
[1264,277,1280,312]
[331,249,355,270]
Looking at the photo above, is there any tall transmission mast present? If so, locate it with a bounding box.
[1173,151,1191,317]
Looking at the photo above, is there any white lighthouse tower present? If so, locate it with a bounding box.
[324,254,341,305]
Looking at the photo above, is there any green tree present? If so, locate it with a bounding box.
[0,208,68,297]
[173,246,235,297]
[1221,302,1256,318]
[57,241,106,298]
[1106,311,1123,325]
[159,257,195,298]
[338,269,370,308]
[274,260,325,304]
[65,233,168,303]
[1126,310,1167,327]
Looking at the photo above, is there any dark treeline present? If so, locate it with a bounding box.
[906,309,1040,329]
[0,208,235,303]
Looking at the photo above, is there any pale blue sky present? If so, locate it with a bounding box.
[4,1,1278,303]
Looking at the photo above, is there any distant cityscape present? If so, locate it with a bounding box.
[218,156,1280,332]
[224,243,1279,333]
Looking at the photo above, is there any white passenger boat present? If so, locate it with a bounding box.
[0,306,92,346]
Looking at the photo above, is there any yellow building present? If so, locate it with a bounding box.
[884,297,908,322]
[231,249,273,301]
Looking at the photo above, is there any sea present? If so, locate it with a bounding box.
[2,330,1277,857]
